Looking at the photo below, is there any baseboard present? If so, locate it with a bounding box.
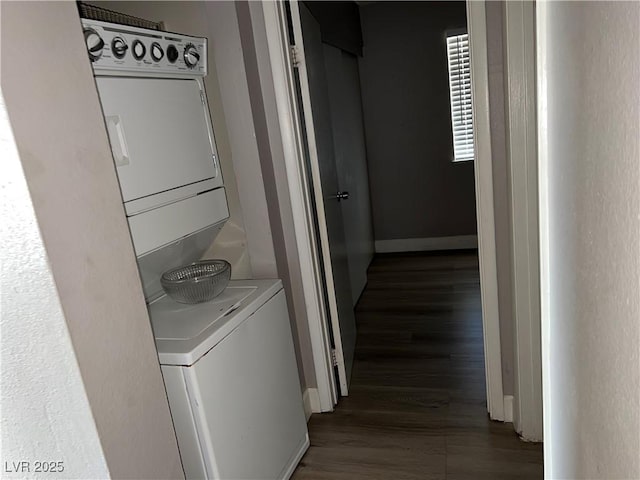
[280,434,309,480]
[374,235,478,253]
[302,388,321,421]
[504,395,514,423]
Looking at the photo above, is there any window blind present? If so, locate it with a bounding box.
[446,33,474,162]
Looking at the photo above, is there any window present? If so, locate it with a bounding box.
[446,32,474,162]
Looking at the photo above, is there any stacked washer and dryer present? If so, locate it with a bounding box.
[81,19,309,480]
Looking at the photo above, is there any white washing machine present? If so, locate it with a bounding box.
[150,279,308,479]
[82,18,309,479]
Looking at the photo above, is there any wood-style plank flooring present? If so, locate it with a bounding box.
[292,251,543,479]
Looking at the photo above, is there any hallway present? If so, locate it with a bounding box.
[293,251,543,479]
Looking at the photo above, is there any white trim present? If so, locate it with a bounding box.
[503,395,514,423]
[504,0,543,442]
[302,387,321,421]
[280,435,310,480]
[536,0,553,467]
[375,235,478,253]
[467,0,505,422]
[261,1,337,411]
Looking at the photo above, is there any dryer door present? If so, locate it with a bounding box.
[96,77,222,203]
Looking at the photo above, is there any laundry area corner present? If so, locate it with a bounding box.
[2,1,311,479]
[80,6,310,479]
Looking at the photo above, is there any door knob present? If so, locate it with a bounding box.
[333,191,350,201]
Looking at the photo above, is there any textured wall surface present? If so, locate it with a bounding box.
[539,2,640,477]
[1,95,111,480]
[1,3,183,478]
[359,1,477,241]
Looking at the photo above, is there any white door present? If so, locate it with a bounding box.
[96,77,222,203]
[290,2,356,396]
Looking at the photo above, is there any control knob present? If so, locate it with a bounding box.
[167,44,179,63]
[183,43,200,68]
[84,28,104,62]
[151,42,164,62]
[111,36,128,59]
[132,39,146,61]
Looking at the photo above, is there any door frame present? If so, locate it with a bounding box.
[467,0,505,421]
[289,0,355,397]
[504,1,543,441]
[262,0,338,412]
[262,0,506,418]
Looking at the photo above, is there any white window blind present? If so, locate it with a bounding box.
[446,33,474,162]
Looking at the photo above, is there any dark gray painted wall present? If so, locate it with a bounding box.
[359,1,477,241]
[304,1,363,56]
[324,44,374,305]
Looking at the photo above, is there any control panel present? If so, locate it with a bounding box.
[81,19,207,76]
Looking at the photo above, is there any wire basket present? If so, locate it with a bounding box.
[161,260,231,304]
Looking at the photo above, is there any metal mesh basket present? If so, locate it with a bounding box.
[161,260,231,304]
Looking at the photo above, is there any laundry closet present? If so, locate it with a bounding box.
[79,4,308,479]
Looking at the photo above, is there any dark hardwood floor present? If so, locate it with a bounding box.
[292,251,543,480]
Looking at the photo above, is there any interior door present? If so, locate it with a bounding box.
[290,2,356,396]
[323,45,375,306]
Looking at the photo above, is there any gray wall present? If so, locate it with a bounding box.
[540,2,640,477]
[304,1,363,56]
[359,1,477,242]
[485,1,514,396]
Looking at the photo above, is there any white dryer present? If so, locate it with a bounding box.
[82,18,309,479]
[83,18,229,300]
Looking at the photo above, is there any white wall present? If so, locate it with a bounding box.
[538,2,640,477]
[1,94,110,480]
[1,2,183,477]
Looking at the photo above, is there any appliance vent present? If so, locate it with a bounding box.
[77,2,164,31]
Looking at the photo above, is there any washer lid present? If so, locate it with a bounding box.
[148,279,283,366]
[151,286,256,341]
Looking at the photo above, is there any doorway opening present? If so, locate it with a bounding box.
[283,0,503,411]
[276,0,545,475]
[261,0,543,473]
